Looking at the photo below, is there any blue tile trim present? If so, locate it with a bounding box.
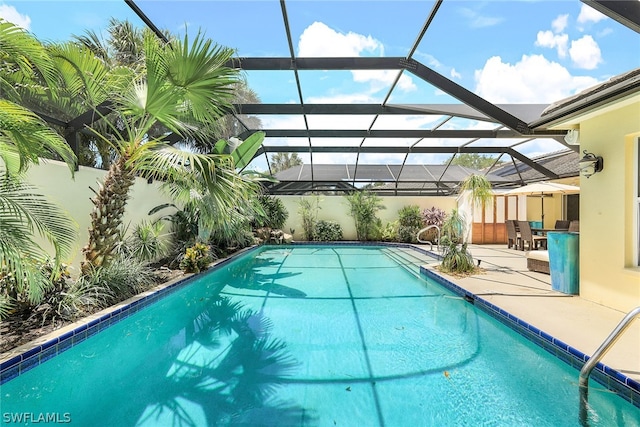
[420,265,640,408]
[0,246,259,385]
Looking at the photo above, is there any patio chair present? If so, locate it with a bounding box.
[569,220,580,232]
[506,220,521,249]
[518,220,547,250]
[554,220,570,230]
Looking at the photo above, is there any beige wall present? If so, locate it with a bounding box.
[24,160,172,273]
[568,100,640,312]
[278,195,457,240]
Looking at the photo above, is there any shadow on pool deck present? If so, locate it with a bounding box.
[415,243,640,383]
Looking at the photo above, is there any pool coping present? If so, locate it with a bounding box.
[1,242,638,409]
[419,265,640,408]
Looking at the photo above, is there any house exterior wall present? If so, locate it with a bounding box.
[24,160,172,273]
[278,195,457,241]
[575,100,640,312]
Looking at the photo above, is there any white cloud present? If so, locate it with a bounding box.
[458,7,504,28]
[451,68,462,80]
[298,21,382,57]
[577,4,607,25]
[569,35,602,69]
[474,54,599,103]
[535,30,569,58]
[298,21,416,94]
[0,4,31,29]
[352,70,416,92]
[306,92,377,104]
[551,14,569,33]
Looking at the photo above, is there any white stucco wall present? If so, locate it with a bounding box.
[278,195,458,240]
[23,160,172,273]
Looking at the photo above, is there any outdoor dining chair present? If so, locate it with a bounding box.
[518,220,547,251]
[569,220,580,232]
[506,220,521,249]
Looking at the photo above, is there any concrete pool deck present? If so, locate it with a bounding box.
[419,243,640,384]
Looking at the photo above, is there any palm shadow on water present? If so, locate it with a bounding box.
[221,253,308,299]
[120,296,316,426]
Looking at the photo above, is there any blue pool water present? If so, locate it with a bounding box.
[1,245,639,426]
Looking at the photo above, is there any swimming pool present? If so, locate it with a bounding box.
[1,245,639,426]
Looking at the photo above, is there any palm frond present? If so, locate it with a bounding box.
[0,100,76,175]
[136,30,239,138]
[0,176,78,264]
[0,20,57,99]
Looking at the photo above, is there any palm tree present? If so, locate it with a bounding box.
[270,152,303,174]
[0,21,78,315]
[77,30,264,274]
[459,173,493,243]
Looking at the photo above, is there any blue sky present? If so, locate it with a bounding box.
[1,1,639,168]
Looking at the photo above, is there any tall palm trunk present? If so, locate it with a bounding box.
[82,156,136,274]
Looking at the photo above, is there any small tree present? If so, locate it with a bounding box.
[344,191,385,241]
[441,209,465,244]
[459,174,493,243]
[255,194,289,230]
[397,205,423,243]
[297,196,321,241]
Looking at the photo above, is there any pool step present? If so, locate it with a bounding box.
[381,247,434,279]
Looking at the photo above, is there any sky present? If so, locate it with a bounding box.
[1,0,639,169]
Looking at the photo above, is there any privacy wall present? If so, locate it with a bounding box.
[24,160,172,273]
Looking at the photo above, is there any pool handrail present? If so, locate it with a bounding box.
[416,225,440,252]
[578,306,640,426]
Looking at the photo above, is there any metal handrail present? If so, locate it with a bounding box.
[416,225,440,252]
[578,306,640,426]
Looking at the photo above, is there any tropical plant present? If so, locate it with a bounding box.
[440,238,476,274]
[180,242,213,273]
[422,206,446,228]
[344,190,384,241]
[297,196,321,241]
[0,176,80,315]
[0,21,81,319]
[74,30,265,275]
[460,174,494,211]
[125,220,168,264]
[254,194,289,230]
[74,17,146,67]
[270,152,303,174]
[459,174,493,243]
[441,209,465,244]
[148,203,198,267]
[314,220,343,241]
[397,205,423,243]
[378,220,399,242]
[421,206,446,242]
[79,254,155,307]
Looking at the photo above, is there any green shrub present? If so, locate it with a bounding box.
[298,197,321,241]
[422,206,446,228]
[441,209,465,244]
[378,220,399,242]
[80,255,155,307]
[126,220,168,263]
[314,220,343,241]
[440,238,476,274]
[255,195,289,229]
[180,242,213,273]
[397,205,423,243]
[344,191,384,241]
